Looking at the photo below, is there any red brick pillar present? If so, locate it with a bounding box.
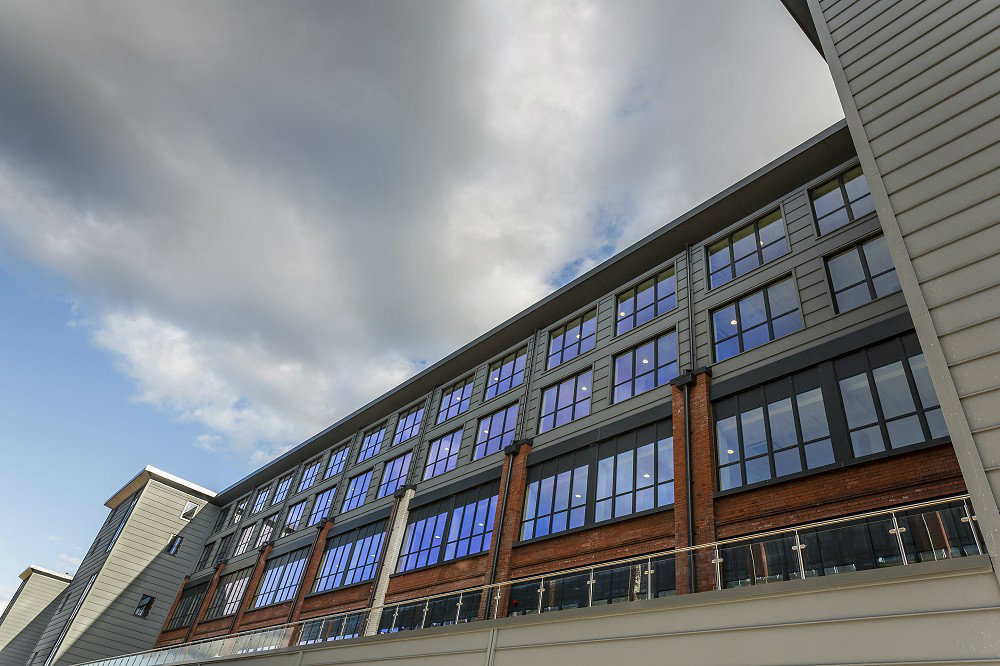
[288,518,334,624]
[230,543,273,633]
[671,368,717,594]
[479,439,531,620]
[154,575,189,646]
[185,562,227,641]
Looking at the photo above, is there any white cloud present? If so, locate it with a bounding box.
[55,553,82,573]
[0,584,17,614]
[0,0,843,468]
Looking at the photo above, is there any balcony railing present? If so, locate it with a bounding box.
[80,495,982,666]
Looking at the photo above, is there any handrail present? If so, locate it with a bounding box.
[78,493,979,666]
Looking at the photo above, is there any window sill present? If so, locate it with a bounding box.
[304,578,375,600]
[713,436,950,498]
[514,503,674,548]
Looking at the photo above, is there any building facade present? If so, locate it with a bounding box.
[0,568,71,666]
[4,1,999,662]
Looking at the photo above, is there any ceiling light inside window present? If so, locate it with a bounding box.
[730,319,738,326]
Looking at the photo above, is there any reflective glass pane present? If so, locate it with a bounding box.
[811,179,845,218]
[872,362,916,419]
[761,237,789,263]
[872,271,901,298]
[713,305,738,341]
[719,463,742,490]
[804,438,835,468]
[767,398,796,449]
[828,249,865,291]
[758,211,784,245]
[842,167,869,202]
[839,374,878,428]
[708,239,731,272]
[774,448,801,476]
[742,323,770,351]
[767,279,798,316]
[771,310,803,339]
[836,283,872,311]
[716,337,740,361]
[925,407,948,439]
[796,388,829,440]
[717,416,739,463]
[862,236,892,275]
[732,225,757,259]
[850,425,885,457]
[738,292,767,329]
[887,415,923,449]
[850,194,875,218]
[745,456,771,484]
[741,408,767,457]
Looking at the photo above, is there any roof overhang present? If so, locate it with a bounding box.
[20,565,73,582]
[215,119,856,505]
[780,0,824,56]
[105,465,216,509]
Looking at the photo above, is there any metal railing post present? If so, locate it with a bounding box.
[420,601,429,629]
[712,546,723,590]
[792,530,806,580]
[587,568,595,607]
[889,512,909,565]
[536,578,544,614]
[646,558,653,599]
[454,593,463,624]
[493,586,502,620]
[962,500,984,555]
[389,605,399,632]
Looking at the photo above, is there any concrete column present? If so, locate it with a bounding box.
[362,487,414,636]
[671,368,716,594]
[184,562,226,642]
[230,543,273,633]
[479,439,532,619]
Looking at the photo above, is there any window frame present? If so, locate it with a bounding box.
[357,425,387,463]
[271,475,294,505]
[809,164,875,236]
[308,486,337,527]
[423,429,463,480]
[396,482,499,574]
[484,347,528,401]
[312,521,387,594]
[133,594,155,619]
[546,308,598,370]
[393,404,425,445]
[234,524,256,556]
[612,330,679,404]
[325,447,349,479]
[255,513,278,548]
[164,582,207,631]
[705,209,789,291]
[251,547,310,609]
[377,451,413,498]
[203,566,253,621]
[437,376,475,425]
[825,234,901,314]
[710,276,803,362]
[614,264,678,335]
[473,403,520,460]
[282,501,307,537]
[231,498,249,525]
[298,459,322,493]
[250,487,271,515]
[341,470,373,514]
[538,368,592,434]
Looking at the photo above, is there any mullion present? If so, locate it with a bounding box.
[787,378,810,472]
[862,349,893,455]
[895,338,934,443]
[760,389,778,481]
[761,287,775,349]
[734,396,747,489]
[855,242,878,302]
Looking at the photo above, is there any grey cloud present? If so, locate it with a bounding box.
[0,0,843,466]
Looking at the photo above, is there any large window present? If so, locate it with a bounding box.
[423,429,462,480]
[712,277,803,362]
[313,521,387,593]
[251,487,270,515]
[251,547,310,608]
[538,370,591,434]
[272,474,293,505]
[232,498,248,525]
[106,493,139,553]
[256,514,278,548]
[837,336,948,458]
[325,447,349,479]
[195,543,214,571]
[298,460,321,493]
[234,524,256,556]
[378,452,413,498]
[474,403,519,459]
[309,487,336,527]
[357,425,387,463]
[810,166,874,235]
[521,451,588,540]
[707,210,789,290]
[714,333,948,492]
[203,567,253,621]
[282,501,306,537]
[613,331,678,403]
[165,582,208,630]
[214,534,233,566]
[393,405,425,444]
[437,377,474,424]
[518,420,673,543]
[616,268,677,334]
[595,423,674,522]
[827,235,900,313]
[485,348,527,400]
[341,471,373,513]
[397,482,499,573]
[547,309,597,369]
[212,509,229,534]
[715,369,835,491]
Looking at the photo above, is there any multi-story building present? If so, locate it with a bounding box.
[0,568,71,666]
[3,0,999,663]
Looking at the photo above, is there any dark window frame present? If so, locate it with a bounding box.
[473,403,519,460]
[308,486,337,526]
[203,566,253,621]
[538,369,592,434]
[341,470,373,513]
[234,524,256,556]
[423,428,463,480]
[134,594,154,619]
[615,265,678,335]
[612,330,679,404]
[282,501,307,537]
[272,474,294,505]
[377,451,413,498]
[705,209,789,291]
[357,425,387,463]
[437,377,475,425]
[546,309,598,370]
[166,535,183,556]
[809,165,875,236]
[484,347,528,401]
[165,583,208,630]
[325,447,349,479]
[825,234,900,314]
[710,276,803,362]
[251,546,310,609]
[393,404,425,445]
[298,459,322,493]
[312,521,387,594]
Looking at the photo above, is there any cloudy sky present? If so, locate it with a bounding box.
[0,0,842,608]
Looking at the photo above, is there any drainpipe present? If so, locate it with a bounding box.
[683,381,695,594]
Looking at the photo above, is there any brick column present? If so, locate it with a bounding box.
[230,543,273,633]
[479,439,531,620]
[185,562,226,641]
[288,518,335,623]
[671,368,716,594]
[154,575,189,646]
[363,486,414,636]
